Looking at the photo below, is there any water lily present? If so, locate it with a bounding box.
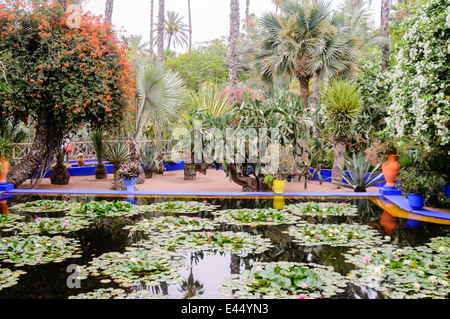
[37,218,42,221]
[301,283,307,288]
[364,256,372,262]
[314,235,320,239]
[208,233,214,237]
[36,258,42,263]
[203,201,207,204]
[299,294,307,299]
[163,223,169,227]
[267,218,273,222]
[42,207,46,210]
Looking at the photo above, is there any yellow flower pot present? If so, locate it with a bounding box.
[273,180,286,194]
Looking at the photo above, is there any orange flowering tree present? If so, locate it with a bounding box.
[0,0,135,187]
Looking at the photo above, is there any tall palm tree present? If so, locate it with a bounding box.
[229,0,240,99]
[245,0,251,30]
[165,11,189,50]
[381,0,390,71]
[321,80,362,183]
[253,0,359,110]
[188,0,192,53]
[157,0,165,62]
[105,0,114,24]
[150,0,155,60]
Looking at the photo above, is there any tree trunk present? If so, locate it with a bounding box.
[7,107,50,187]
[157,0,165,62]
[229,0,240,98]
[150,0,155,60]
[332,140,346,186]
[184,162,196,180]
[129,135,145,184]
[105,0,114,24]
[188,0,192,54]
[245,0,250,30]
[113,163,120,190]
[297,75,311,110]
[381,0,390,71]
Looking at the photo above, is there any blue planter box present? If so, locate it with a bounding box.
[308,169,386,187]
[164,161,184,171]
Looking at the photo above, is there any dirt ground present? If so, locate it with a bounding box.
[17,169,379,193]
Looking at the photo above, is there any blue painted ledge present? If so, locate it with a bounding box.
[381,194,450,220]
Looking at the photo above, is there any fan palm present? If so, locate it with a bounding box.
[104,142,130,190]
[253,0,359,109]
[321,80,361,182]
[126,55,185,168]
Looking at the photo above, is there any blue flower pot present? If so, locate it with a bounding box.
[407,193,424,210]
[122,177,138,193]
[446,185,450,198]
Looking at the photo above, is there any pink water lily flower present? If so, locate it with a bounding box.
[194,217,199,221]
[267,218,273,222]
[36,258,42,263]
[364,256,372,262]
[314,234,320,239]
[299,294,307,299]
[37,218,42,221]
[42,206,46,210]
[208,233,214,237]
[203,201,207,204]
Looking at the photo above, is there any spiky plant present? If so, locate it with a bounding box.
[332,152,385,192]
[141,143,159,178]
[91,130,107,180]
[105,142,130,190]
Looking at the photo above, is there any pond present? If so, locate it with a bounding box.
[0,194,449,300]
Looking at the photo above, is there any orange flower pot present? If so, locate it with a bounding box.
[0,158,9,184]
[381,155,401,187]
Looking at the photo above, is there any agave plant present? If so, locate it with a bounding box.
[141,143,160,178]
[104,143,130,190]
[332,152,385,192]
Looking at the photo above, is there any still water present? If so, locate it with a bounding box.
[0,194,448,299]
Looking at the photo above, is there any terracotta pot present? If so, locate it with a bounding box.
[0,201,10,215]
[382,155,401,187]
[0,158,9,184]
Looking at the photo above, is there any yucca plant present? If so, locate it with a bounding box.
[91,130,107,180]
[105,143,130,190]
[321,80,362,183]
[332,152,385,192]
[190,84,235,116]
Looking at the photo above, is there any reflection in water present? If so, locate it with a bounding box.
[0,194,448,299]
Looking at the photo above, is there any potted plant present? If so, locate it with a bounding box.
[272,145,295,194]
[118,162,143,192]
[91,130,108,180]
[0,137,13,184]
[105,143,130,191]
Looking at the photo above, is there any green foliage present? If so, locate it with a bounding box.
[397,163,448,207]
[0,136,13,160]
[140,143,159,175]
[165,52,228,92]
[333,152,385,192]
[104,142,130,166]
[322,80,362,141]
[387,0,450,153]
[91,130,106,164]
[72,200,138,218]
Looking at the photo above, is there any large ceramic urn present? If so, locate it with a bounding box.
[382,155,401,187]
[0,158,9,184]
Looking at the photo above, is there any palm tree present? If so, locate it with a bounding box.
[150,0,155,60]
[165,10,189,50]
[157,0,165,62]
[253,0,359,110]
[381,0,390,71]
[229,0,240,99]
[126,55,185,169]
[187,0,192,53]
[321,80,362,184]
[245,0,251,30]
[123,34,150,55]
[105,0,114,24]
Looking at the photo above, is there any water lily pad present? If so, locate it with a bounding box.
[141,201,220,214]
[0,235,82,266]
[68,200,140,218]
[286,202,358,217]
[0,268,26,291]
[14,200,79,213]
[77,249,186,288]
[8,216,91,235]
[124,215,218,233]
[211,208,302,226]
[344,240,450,299]
[134,230,273,256]
[219,261,349,299]
[0,213,25,229]
[285,223,388,247]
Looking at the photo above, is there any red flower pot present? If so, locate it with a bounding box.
[0,158,9,184]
